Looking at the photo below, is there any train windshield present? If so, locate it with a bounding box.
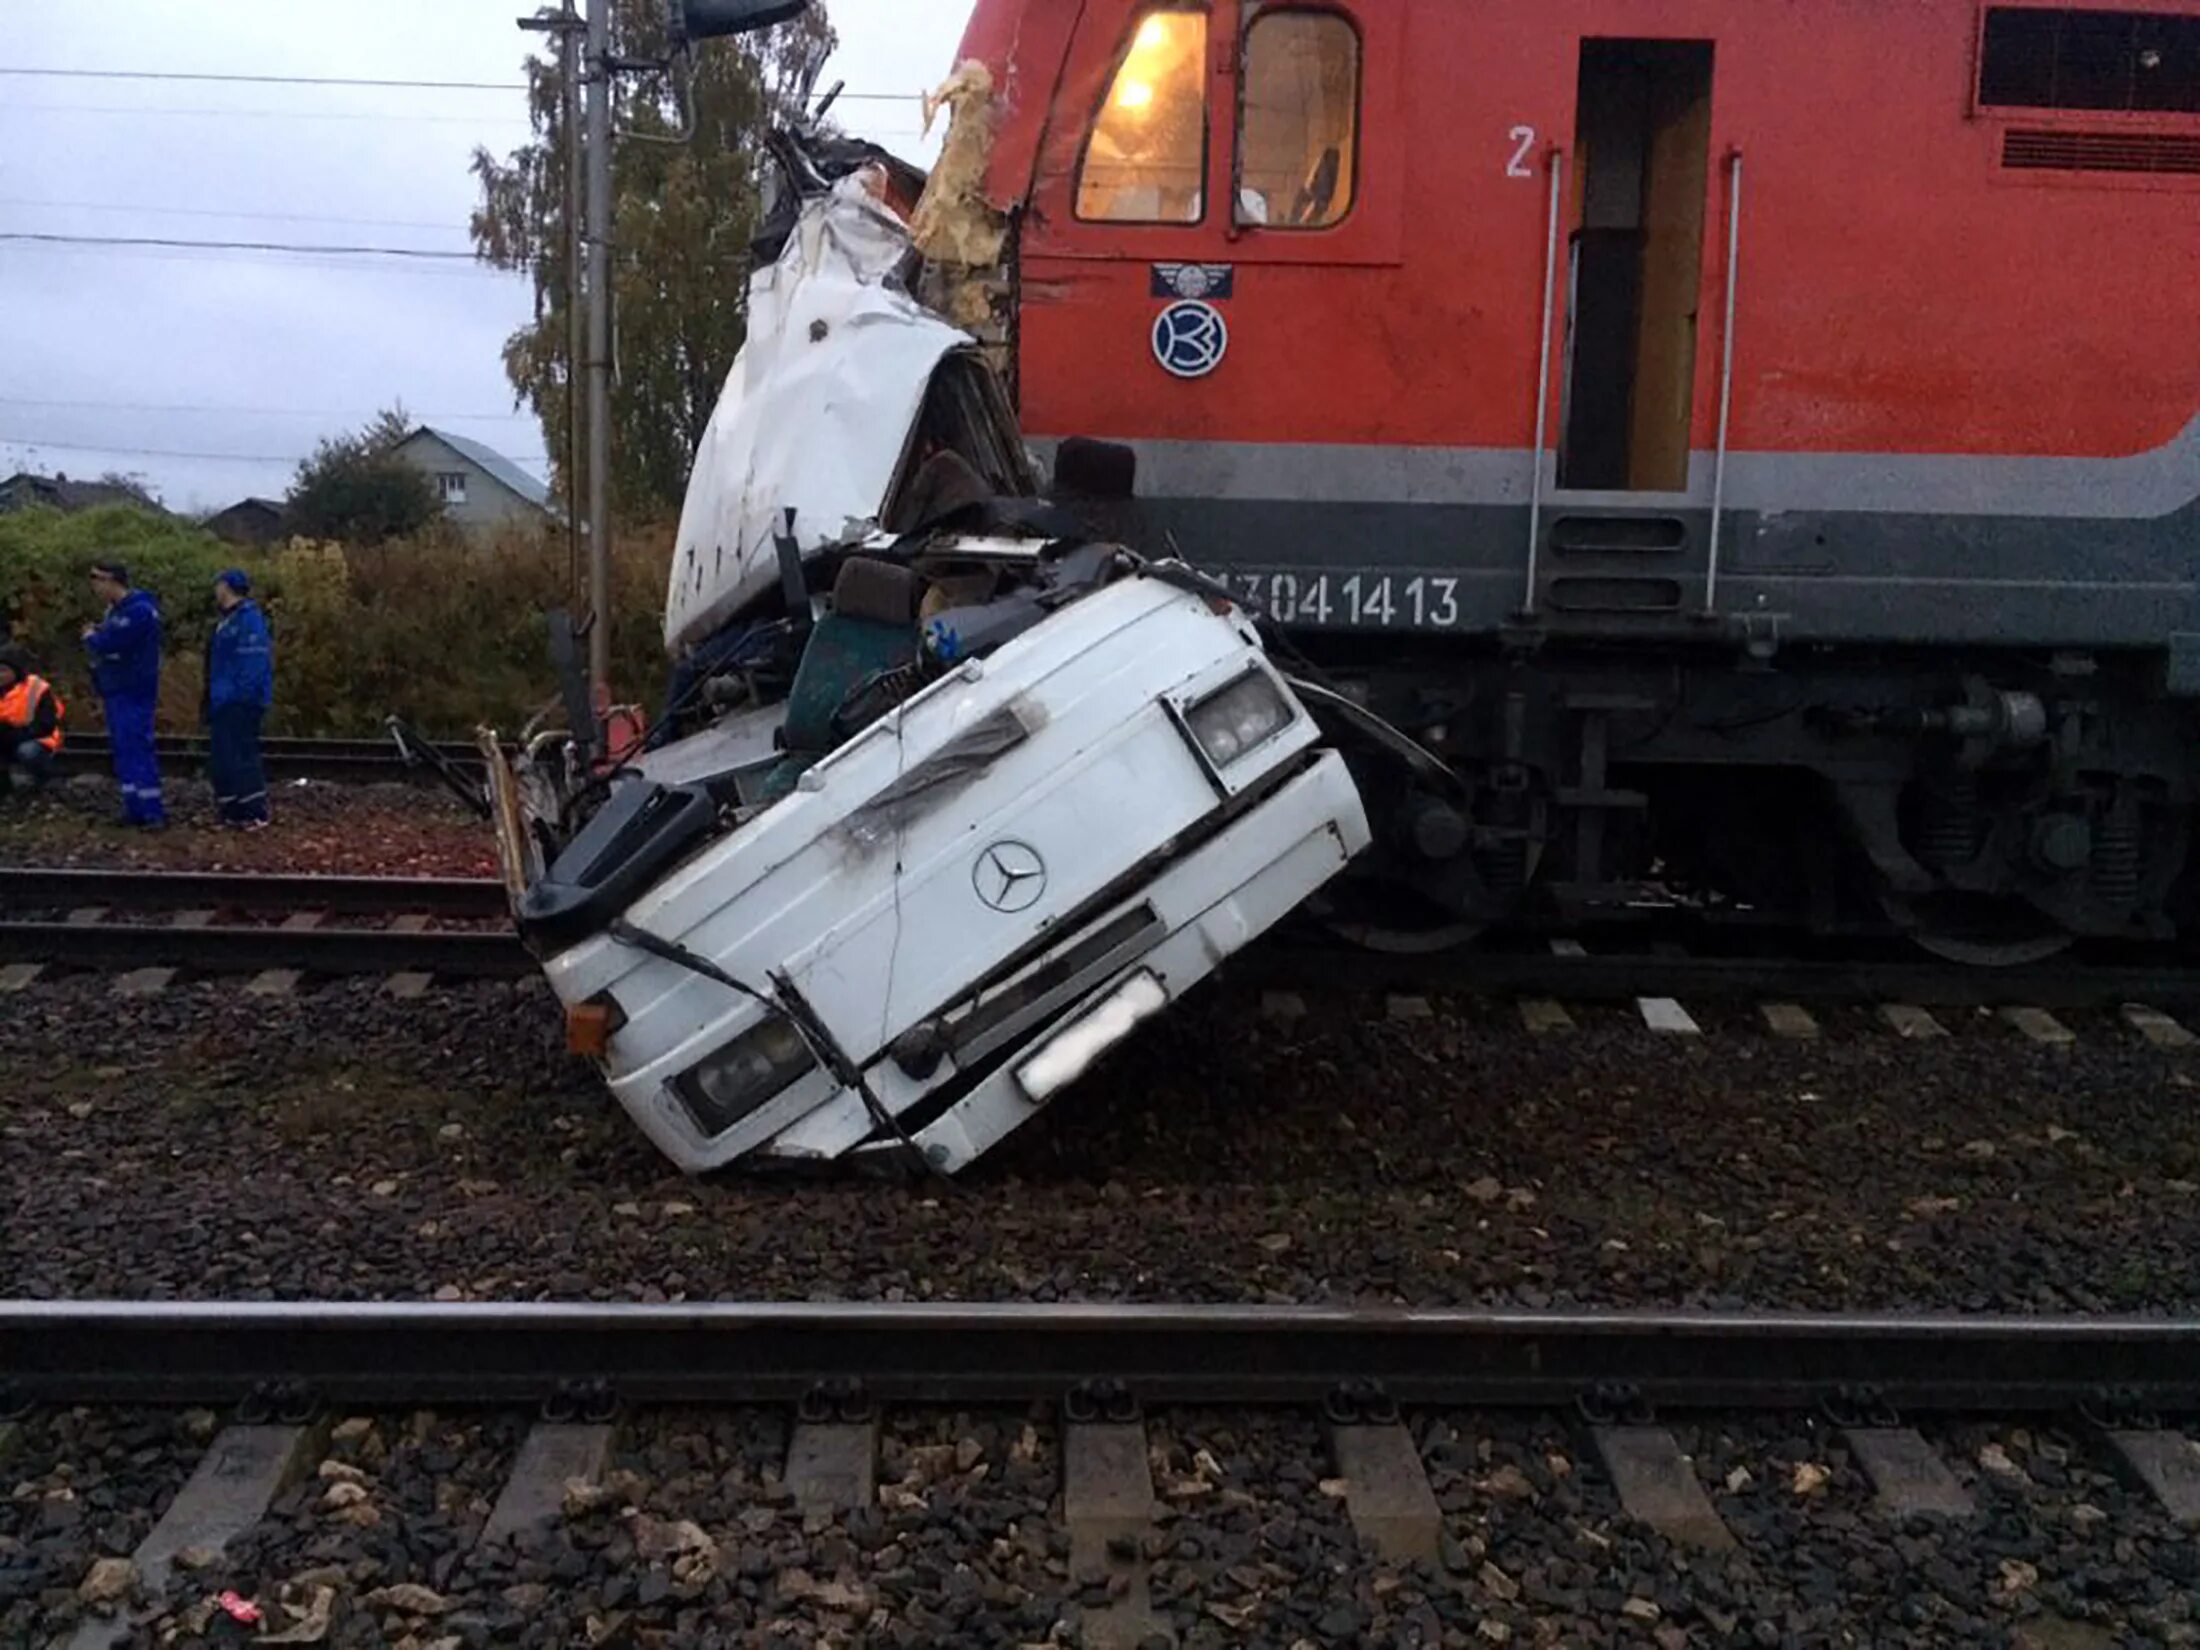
[1236,10,1361,228]
[1077,8,1211,223]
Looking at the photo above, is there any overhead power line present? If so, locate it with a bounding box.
[0,65,920,100]
[0,242,511,282]
[0,231,477,261]
[0,396,534,423]
[5,101,924,131]
[0,435,311,464]
[0,433,550,472]
[3,101,532,126]
[0,67,524,91]
[0,194,471,233]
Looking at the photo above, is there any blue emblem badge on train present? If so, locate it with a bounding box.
[1152,300,1229,380]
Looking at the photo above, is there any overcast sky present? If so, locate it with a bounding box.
[0,0,966,514]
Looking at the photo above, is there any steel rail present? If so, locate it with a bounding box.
[6,895,2198,1005]
[1242,943,2200,1009]
[68,735,479,760]
[52,734,482,784]
[3,1302,2196,1410]
[0,920,530,977]
[0,867,508,919]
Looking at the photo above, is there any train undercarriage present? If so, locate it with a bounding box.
[1310,641,2194,963]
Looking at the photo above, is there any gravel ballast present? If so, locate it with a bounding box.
[0,1407,211,1642]
[1,1402,2190,1646]
[4,974,2196,1313]
[0,778,494,878]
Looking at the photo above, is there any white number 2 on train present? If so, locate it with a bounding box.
[1507,126,1536,178]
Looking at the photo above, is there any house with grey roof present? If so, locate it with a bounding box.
[0,471,165,516]
[392,426,552,533]
[204,496,286,547]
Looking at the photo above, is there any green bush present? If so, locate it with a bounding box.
[1,504,676,737]
[285,408,445,546]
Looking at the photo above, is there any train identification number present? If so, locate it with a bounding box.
[1210,570,1466,631]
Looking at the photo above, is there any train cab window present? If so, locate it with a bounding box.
[1236,11,1361,228]
[1980,9,2200,113]
[1076,9,1212,223]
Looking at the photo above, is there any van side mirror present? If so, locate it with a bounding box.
[673,0,809,43]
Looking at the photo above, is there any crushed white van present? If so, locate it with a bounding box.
[483,153,1373,1176]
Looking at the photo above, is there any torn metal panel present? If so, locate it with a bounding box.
[914,62,1010,271]
[628,699,785,790]
[912,61,1017,350]
[478,729,535,909]
[666,172,972,656]
[948,1,1080,213]
[1286,675,1470,795]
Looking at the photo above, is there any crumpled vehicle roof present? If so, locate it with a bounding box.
[666,171,972,656]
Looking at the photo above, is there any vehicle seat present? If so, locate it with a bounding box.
[888,447,995,532]
[760,558,924,801]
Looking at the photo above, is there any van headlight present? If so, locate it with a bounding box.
[1184,669,1294,770]
[675,1017,814,1138]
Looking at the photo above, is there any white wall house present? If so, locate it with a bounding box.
[393,426,551,532]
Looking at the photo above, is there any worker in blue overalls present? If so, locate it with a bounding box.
[82,558,167,829]
[205,568,274,828]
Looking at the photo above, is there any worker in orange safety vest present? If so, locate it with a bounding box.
[0,645,65,798]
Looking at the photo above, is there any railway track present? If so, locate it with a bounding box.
[9,1302,2200,1647]
[8,867,2200,1030]
[8,1300,2197,1409]
[0,868,523,991]
[0,866,506,918]
[51,733,483,785]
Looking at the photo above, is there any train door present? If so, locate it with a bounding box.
[1015,2,1408,470]
[1559,41,1716,494]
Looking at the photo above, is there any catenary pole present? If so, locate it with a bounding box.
[563,0,586,619]
[516,5,588,612]
[583,0,614,728]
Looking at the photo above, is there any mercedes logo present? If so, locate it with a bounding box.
[973,840,1048,914]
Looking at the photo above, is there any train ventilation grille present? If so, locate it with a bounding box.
[2002,128,2200,176]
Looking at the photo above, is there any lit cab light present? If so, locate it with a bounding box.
[1116,78,1155,111]
[1136,14,1172,51]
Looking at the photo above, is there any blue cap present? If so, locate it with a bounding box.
[217,568,251,595]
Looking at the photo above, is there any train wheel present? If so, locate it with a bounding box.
[1324,916,1487,955]
[1307,888,1486,955]
[1880,891,2073,968]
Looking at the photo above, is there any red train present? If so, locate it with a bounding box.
[711,0,2200,960]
